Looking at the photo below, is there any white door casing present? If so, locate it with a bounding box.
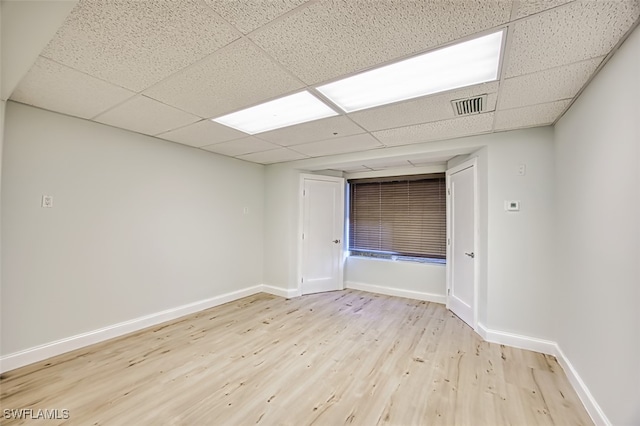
[446,159,478,329]
[299,174,345,295]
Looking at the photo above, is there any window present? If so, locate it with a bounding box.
[348,173,446,262]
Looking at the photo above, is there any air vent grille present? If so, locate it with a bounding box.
[451,94,488,116]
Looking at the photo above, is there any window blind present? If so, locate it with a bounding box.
[349,174,446,259]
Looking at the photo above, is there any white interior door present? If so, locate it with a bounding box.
[300,175,345,295]
[446,160,477,328]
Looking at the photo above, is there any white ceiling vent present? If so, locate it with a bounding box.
[451,94,488,116]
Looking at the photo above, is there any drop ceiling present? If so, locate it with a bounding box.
[9,0,640,167]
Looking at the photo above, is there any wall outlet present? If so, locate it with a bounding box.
[42,195,53,208]
[517,164,526,176]
[243,207,249,215]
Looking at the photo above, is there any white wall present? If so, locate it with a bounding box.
[0,99,4,344]
[1,5,4,352]
[263,127,556,341]
[263,165,299,292]
[554,26,640,426]
[0,0,77,100]
[485,129,556,337]
[1,102,264,356]
[345,256,445,302]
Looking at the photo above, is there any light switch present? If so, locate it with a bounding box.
[42,195,53,208]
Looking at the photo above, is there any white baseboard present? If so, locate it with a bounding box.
[476,322,557,355]
[1,285,266,373]
[261,285,300,299]
[477,323,610,426]
[555,345,611,426]
[345,281,446,304]
[0,284,612,426]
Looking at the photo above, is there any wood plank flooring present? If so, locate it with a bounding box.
[0,290,592,425]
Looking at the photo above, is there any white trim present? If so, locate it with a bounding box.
[446,157,479,330]
[261,285,301,299]
[477,323,610,426]
[0,285,268,373]
[344,164,446,180]
[476,322,557,355]
[298,173,346,296]
[345,281,446,304]
[0,281,612,426]
[297,174,305,296]
[555,345,611,426]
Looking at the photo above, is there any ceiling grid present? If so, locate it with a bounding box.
[8,0,639,166]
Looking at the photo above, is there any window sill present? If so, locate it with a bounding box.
[347,253,446,266]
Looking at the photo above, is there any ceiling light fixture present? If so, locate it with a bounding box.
[212,91,338,134]
[316,30,505,113]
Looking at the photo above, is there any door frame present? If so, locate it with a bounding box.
[446,158,479,330]
[297,173,346,296]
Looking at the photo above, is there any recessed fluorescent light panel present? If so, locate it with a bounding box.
[212,91,338,134]
[317,30,504,113]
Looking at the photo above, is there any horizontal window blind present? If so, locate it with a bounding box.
[349,174,446,259]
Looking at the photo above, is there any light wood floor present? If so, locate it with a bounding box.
[1,290,592,425]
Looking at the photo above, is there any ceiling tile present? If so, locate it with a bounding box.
[41,0,240,91]
[10,0,636,167]
[257,115,365,146]
[373,113,494,147]
[250,0,512,84]
[237,148,309,164]
[144,38,304,118]
[349,82,499,132]
[10,57,135,119]
[204,0,309,34]
[94,96,200,136]
[505,0,639,77]
[201,137,281,156]
[499,57,602,110]
[157,120,247,147]
[495,100,571,130]
[290,133,384,157]
[512,0,573,19]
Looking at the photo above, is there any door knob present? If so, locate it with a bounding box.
[333,239,341,244]
[464,252,475,258]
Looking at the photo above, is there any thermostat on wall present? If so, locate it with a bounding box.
[505,200,520,211]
